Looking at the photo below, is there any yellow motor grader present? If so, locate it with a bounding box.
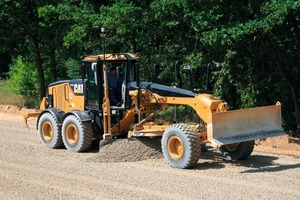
[24,52,284,169]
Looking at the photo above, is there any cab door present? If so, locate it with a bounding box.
[83,62,103,110]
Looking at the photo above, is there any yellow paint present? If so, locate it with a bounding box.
[48,83,84,112]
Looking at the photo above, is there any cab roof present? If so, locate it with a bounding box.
[82,53,139,62]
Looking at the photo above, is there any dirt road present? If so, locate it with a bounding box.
[1,113,300,200]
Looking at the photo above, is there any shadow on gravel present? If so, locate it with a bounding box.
[233,155,279,168]
[86,139,299,172]
[240,162,300,173]
[204,153,300,173]
[193,149,300,172]
[237,155,300,173]
[193,149,227,170]
[87,140,101,153]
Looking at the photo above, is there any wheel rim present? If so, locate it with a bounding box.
[168,135,184,160]
[42,121,53,142]
[224,143,240,151]
[66,124,79,145]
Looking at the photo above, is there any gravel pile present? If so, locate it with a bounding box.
[87,137,163,163]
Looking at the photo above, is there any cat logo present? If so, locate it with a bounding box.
[73,84,83,94]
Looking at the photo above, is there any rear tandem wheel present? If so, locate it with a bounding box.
[61,115,93,152]
[161,124,201,169]
[37,112,64,149]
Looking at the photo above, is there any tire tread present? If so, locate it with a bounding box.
[62,115,93,152]
[38,112,63,149]
[162,123,201,169]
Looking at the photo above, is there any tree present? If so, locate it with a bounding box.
[200,0,300,134]
[9,56,38,96]
[0,0,48,99]
[1,0,299,134]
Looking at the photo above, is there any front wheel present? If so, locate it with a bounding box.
[161,124,201,169]
[61,115,93,152]
[220,140,255,160]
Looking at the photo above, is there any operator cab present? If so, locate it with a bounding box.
[81,53,139,111]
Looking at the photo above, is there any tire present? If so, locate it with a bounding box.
[161,124,201,169]
[220,140,255,160]
[61,115,93,152]
[37,112,64,149]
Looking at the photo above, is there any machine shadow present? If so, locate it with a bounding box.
[88,139,101,153]
[194,149,227,170]
[88,138,298,173]
[238,155,300,173]
[195,149,299,173]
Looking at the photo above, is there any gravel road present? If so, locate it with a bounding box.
[1,113,300,200]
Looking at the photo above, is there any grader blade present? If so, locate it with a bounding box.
[207,102,285,145]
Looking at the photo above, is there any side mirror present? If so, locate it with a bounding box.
[205,61,222,92]
[183,64,191,71]
[212,61,221,68]
[183,64,192,90]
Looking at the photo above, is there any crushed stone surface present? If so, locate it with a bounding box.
[1,110,300,200]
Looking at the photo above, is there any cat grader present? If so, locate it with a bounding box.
[24,52,285,169]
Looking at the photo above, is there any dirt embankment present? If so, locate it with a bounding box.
[0,105,37,115]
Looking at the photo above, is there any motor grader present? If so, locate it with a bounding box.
[24,52,285,169]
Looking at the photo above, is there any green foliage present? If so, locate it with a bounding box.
[200,0,300,134]
[1,0,300,134]
[65,58,81,79]
[8,56,38,97]
[0,80,14,95]
[154,105,200,124]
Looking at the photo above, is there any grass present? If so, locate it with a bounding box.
[0,80,37,108]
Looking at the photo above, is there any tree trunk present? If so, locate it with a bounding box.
[31,35,46,100]
[49,46,57,82]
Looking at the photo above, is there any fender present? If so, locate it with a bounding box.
[60,110,92,123]
[36,108,65,129]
